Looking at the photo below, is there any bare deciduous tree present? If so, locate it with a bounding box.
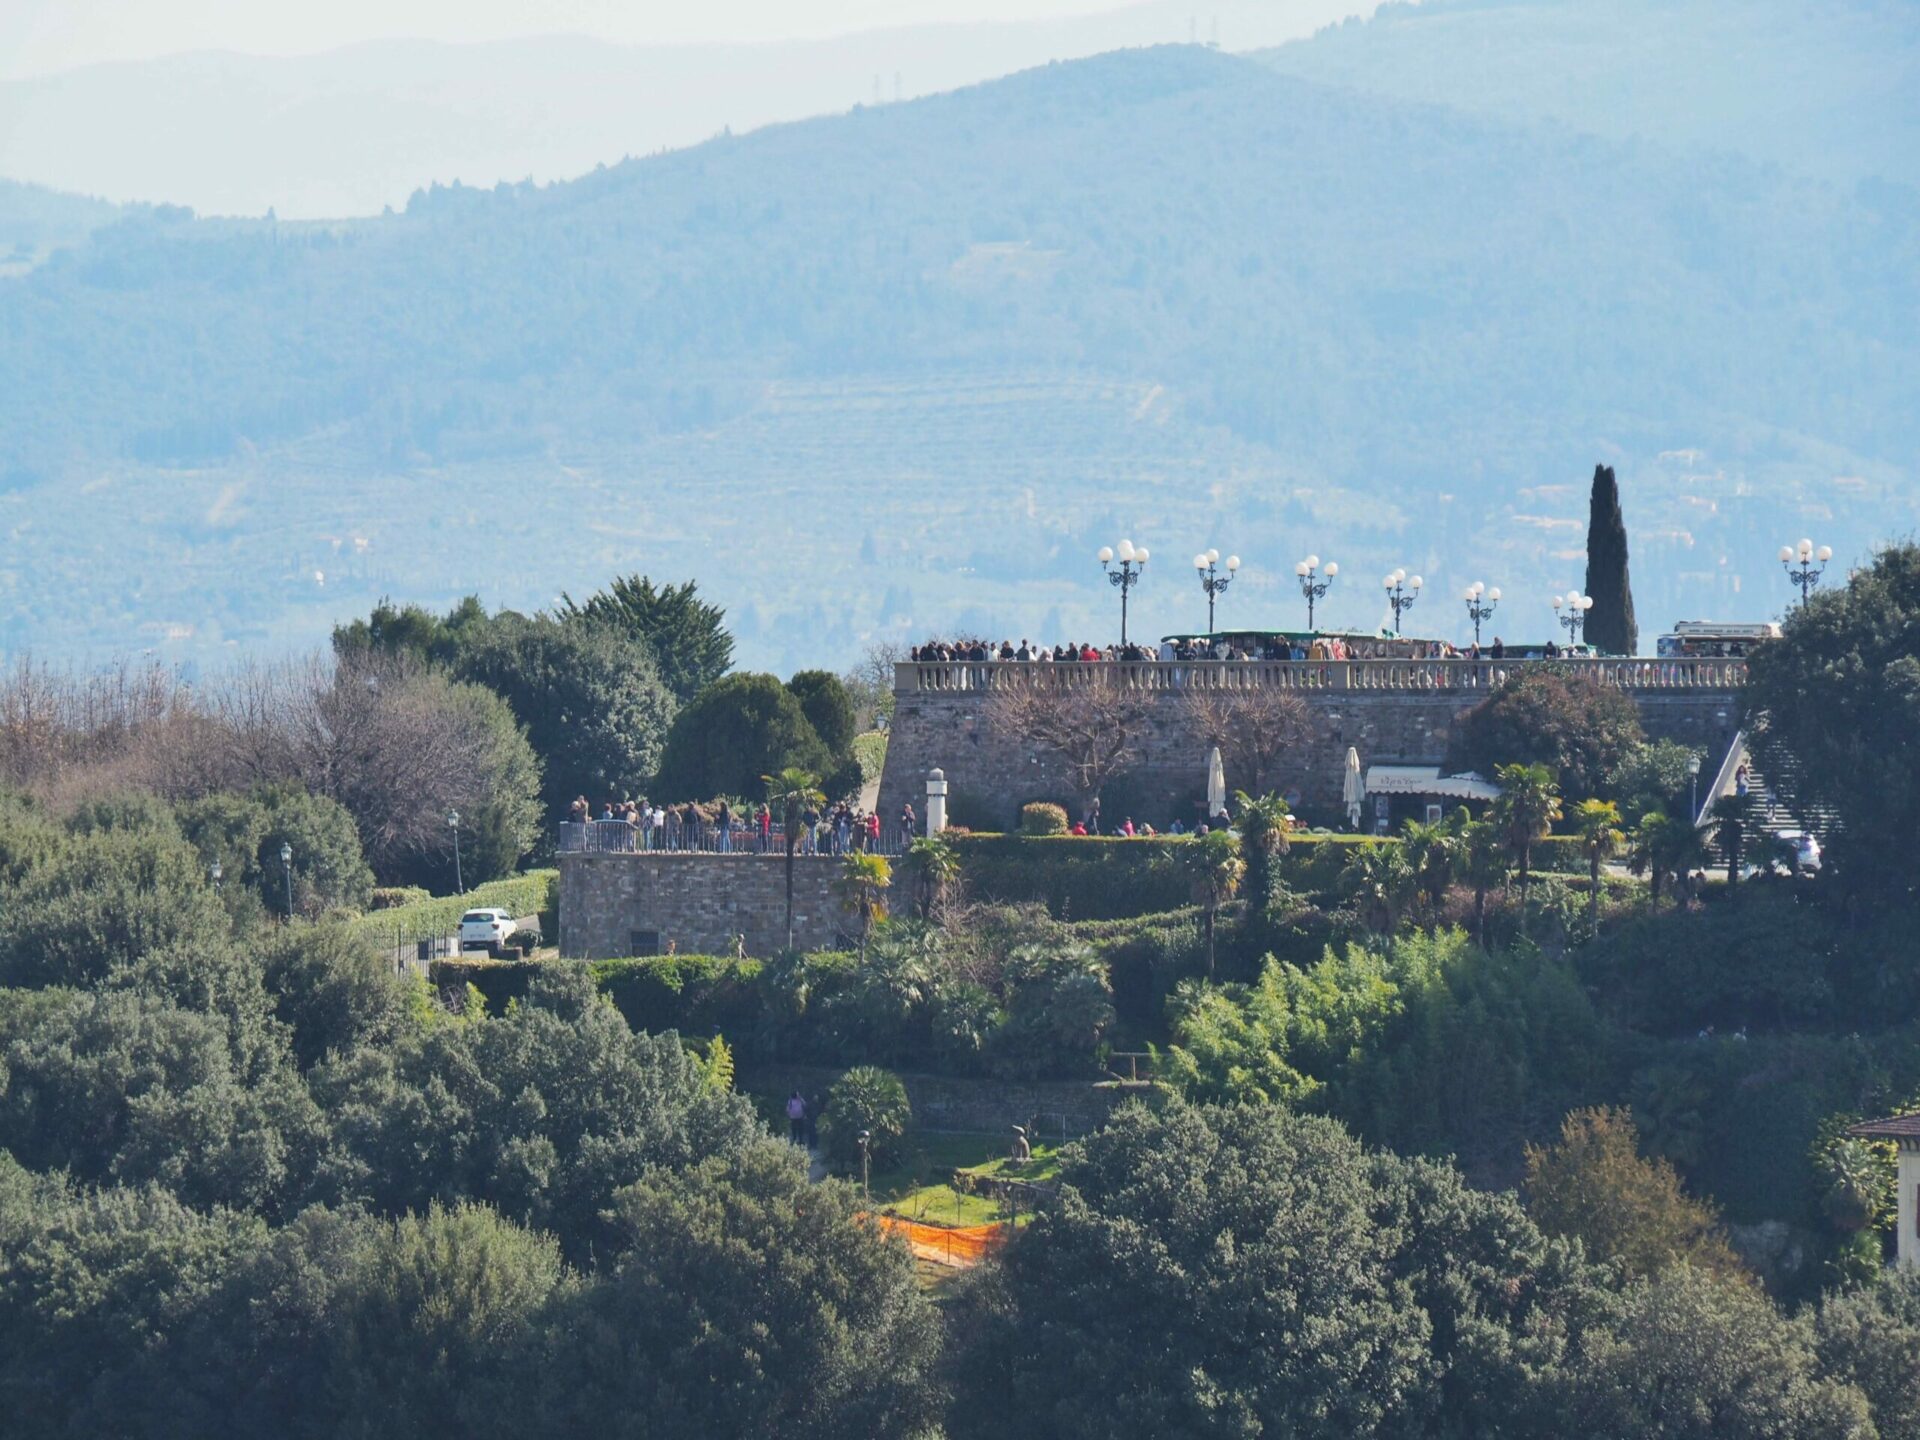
[988,673,1153,818]
[1181,686,1309,797]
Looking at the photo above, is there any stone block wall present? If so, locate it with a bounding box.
[880,676,1743,831]
[559,852,855,959]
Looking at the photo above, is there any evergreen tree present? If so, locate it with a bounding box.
[1583,463,1638,656]
[560,576,733,706]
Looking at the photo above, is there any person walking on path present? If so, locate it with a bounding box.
[786,1091,808,1145]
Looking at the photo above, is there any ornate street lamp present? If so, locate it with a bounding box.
[1193,548,1240,633]
[1779,538,1832,606]
[448,808,463,893]
[1551,590,1594,646]
[279,841,294,920]
[1382,568,1422,635]
[1294,555,1338,630]
[1098,539,1149,646]
[1463,581,1500,648]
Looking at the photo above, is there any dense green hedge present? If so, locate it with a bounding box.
[953,835,1192,919]
[348,870,555,946]
[591,953,764,1037]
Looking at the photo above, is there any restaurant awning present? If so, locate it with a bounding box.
[1363,765,1502,801]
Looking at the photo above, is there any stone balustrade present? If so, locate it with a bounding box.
[894,656,1747,696]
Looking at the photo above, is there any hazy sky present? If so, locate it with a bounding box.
[0,0,1268,77]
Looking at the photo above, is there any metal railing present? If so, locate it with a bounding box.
[557,820,908,857]
[894,656,1748,695]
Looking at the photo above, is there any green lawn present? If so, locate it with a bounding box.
[841,1132,1060,1228]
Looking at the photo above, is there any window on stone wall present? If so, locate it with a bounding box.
[628,929,660,957]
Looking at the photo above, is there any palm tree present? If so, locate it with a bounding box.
[1232,789,1293,915]
[902,833,960,920]
[1572,798,1626,935]
[1184,829,1245,975]
[1401,808,1466,921]
[1459,818,1508,949]
[1628,810,1709,913]
[764,766,824,952]
[1342,841,1418,941]
[1492,762,1563,904]
[833,851,893,961]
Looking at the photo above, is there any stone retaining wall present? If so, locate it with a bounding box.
[880,672,1742,831]
[559,852,854,959]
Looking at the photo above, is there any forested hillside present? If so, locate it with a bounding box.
[1264,0,1920,189]
[1,43,1915,666]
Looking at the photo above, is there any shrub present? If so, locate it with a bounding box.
[591,953,765,1040]
[1020,802,1070,836]
[953,834,1191,919]
[371,885,430,910]
[819,1065,912,1169]
[1448,669,1644,802]
[507,927,542,956]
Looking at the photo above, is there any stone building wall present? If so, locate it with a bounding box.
[879,671,1742,831]
[559,852,854,959]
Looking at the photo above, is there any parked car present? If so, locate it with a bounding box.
[1777,831,1823,874]
[460,907,517,957]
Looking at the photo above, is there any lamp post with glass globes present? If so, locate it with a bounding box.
[448,808,463,893]
[1382,568,1422,635]
[1687,750,1703,826]
[1097,540,1149,646]
[1551,590,1594,646]
[1462,581,1500,649]
[1193,548,1239,633]
[279,841,294,920]
[1779,538,1832,607]
[1294,555,1338,630]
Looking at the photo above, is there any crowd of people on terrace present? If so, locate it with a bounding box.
[910,635,1521,663]
[565,794,914,854]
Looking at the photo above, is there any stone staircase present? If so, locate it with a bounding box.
[1698,731,1838,843]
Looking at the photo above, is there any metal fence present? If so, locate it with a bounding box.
[557,819,908,857]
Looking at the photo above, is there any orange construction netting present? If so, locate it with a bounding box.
[874,1214,1008,1268]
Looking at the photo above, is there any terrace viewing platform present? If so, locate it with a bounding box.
[893,655,1749,696]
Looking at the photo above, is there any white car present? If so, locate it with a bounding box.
[1778,831,1822,874]
[460,908,517,956]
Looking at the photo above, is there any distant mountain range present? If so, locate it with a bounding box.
[0,2,1914,673]
[0,0,1362,218]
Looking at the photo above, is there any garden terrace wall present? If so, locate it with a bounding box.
[559,852,857,959]
[880,659,1744,832]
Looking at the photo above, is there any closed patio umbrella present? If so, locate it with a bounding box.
[1206,746,1227,819]
[1342,746,1365,831]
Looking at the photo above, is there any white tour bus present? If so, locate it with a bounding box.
[1655,620,1782,658]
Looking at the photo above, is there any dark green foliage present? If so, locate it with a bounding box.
[1583,463,1638,656]
[309,967,760,1255]
[1607,739,1704,824]
[253,784,375,916]
[455,612,676,815]
[332,594,494,669]
[948,1100,1597,1440]
[560,576,733,707]
[818,1066,913,1169]
[652,672,828,802]
[952,834,1193,918]
[785,669,857,760]
[1019,802,1069,836]
[1745,541,1920,893]
[533,1143,941,1440]
[0,989,323,1215]
[0,1157,270,1436]
[590,954,764,1038]
[1580,885,1835,1033]
[1816,1267,1920,1440]
[1451,670,1645,802]
[1561,1265,1873,1439]
[259,923,412,1069]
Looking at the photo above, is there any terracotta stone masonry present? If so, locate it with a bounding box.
[559,851,857,959]
[878,657,1747,831]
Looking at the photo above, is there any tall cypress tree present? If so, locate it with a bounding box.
[1583,464,1638,655]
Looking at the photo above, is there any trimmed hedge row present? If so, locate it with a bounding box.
[433,953,771,1036]
[348,870,556,946]
[954,832,1607,922]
